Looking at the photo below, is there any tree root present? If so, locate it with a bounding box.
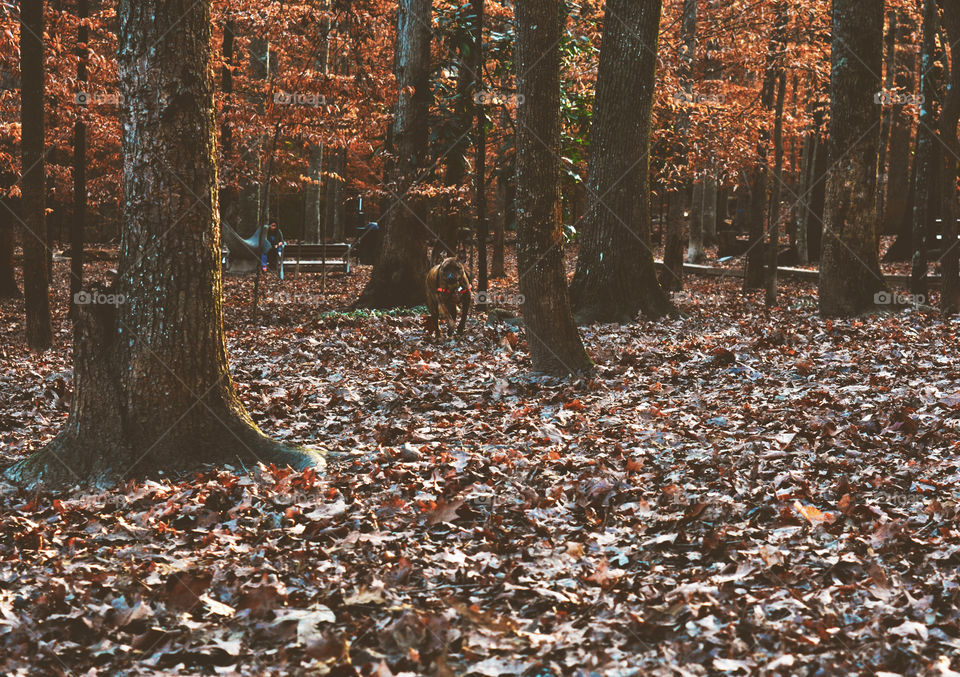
[3,417,326,491]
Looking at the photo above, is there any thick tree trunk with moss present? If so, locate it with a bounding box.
[569,0,674,324]
[19,0,53,350]
[515,0,591,375]
[819,0,887,316]
[356,0,432,308]
[5,0,322,489]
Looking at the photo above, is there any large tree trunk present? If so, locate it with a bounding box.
[570,0,674,324]
[70,0,89,311]
[19,0,53,350]
[939,0,960,315]
[819,0,887,316]
[5,0,321,489]
[911,0,939,297]
[356,0,432,308]
[515,0,591,374]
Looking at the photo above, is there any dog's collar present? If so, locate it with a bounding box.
[436,285,470,294]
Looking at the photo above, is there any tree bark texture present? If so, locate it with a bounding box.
[356,0,432,308]
[569,0,675,324]
[515,0,591,374]
[5,0,322,489]
[819,0,887,316]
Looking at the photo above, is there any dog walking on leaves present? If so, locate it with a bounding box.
[425,257,472,338]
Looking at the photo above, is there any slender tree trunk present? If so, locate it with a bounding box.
[356,0,432,308]
[304,9,331,244]
[71,0,89,311]
[473,0,488,309]
[885,133,919,263]
[796,131,813,264]
[0,160,19,298]
[305,144,323,242]
[663,192,685,289]
[515,0,591,373]
[766,67,786,307]
[819,0,887,316]
[806,109,828,262]
[436,24,471,258]
[876,10,897,226]
[492,143,509,279]
[702,175,717,247]
[569,0,674,324]
[746,8,785,292]
[491,67,512,280]
[686,181,706,263]
[334,148,347,241]
[883,12,918,240]
[664,0,696,291]
[324,147,345,242]
[5,0,321,489]
[743,164,767,289]
[219,20,242,243]
[939,0,960,314]
[19,0,53,350]
[240,38,269,235]
[0,194,19,298]
[911,0,938,297]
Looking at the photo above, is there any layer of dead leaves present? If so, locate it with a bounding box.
[1,251,959,676]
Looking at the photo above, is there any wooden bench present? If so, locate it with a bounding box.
[281,242,352,276]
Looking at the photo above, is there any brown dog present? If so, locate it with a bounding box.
[425,257,471,338]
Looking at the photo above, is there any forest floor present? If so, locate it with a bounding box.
[1,248,959,676]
